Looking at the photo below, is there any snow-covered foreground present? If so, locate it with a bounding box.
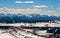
[0,22,60,38]
[0,22,60,27]
[0,28,45,38]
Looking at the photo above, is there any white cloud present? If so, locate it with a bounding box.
[41,11,59,16]
[0,8,25,14]
[34,5,48,8]
[0,8,42,14]
[16,1,34,4]
[0,8,59,16]
[43,11,56,13]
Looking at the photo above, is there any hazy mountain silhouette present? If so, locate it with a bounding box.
[0,13,60,23]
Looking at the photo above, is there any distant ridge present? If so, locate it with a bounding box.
[0,13,60,23]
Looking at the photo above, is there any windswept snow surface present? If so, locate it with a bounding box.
[0,22,60,27]
[0,22,60,38]
[0,29,44,38]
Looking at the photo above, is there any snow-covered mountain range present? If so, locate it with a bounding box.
[0,13,60,23]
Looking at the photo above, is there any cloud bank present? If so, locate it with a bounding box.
[0,8,59,16]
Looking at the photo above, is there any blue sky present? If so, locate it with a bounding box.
[0,0,60,16]
[0,0,60,9]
